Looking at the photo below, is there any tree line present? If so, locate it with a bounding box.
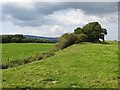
[57,22,107,49]
[1,34,56,43]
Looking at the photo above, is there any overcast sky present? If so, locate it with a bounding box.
[1,1,119,40]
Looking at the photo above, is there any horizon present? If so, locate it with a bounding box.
[0,33,119,41]
[0,34,58,38]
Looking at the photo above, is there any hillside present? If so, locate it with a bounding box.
[2,41,118,88]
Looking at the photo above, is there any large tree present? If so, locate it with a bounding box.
[74,22,107,42]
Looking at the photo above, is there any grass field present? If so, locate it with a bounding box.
[2,43,55,65]
[2,41,118,88]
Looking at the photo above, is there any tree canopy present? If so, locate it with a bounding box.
[74,22,107,42]
[57,22,107,49]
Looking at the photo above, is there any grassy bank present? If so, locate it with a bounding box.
[2,41,118,88]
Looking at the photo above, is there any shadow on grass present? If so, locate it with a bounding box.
[80,41,110,45]
[97,41,109,44]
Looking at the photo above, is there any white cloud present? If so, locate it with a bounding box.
[48,9,118,29]
[2,8,118,38]
[6,24,64,37]
[51,25,64,35]
[51,25,62,32]
[2,2,118,40]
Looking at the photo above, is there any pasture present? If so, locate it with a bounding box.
[2,43,55,65]
[2,41,118,88]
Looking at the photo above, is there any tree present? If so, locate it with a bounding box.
[74,27,82,34]
[57,22,108,49]
[74,22,107,42]
[11,34,24,43]
[2,35,11,43]
[1,34,56,43]
[100,28,107,41]
[75,33,88,43]
[57,33,77,49]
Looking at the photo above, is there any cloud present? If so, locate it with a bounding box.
[1,2,118,40]
[51,25,62,32]
[48,8,118,28]
[3,2,117,14]
[48,9,91,26]
[2,2,117,24]
[51,25,64,35]
[4,22,65,37]
[1,0,119,2]
[2,2,118,27]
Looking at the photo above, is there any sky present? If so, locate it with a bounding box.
[1,0,119,40]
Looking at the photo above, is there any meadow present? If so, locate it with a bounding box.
[2,43,55,66]
[2,41,118,88]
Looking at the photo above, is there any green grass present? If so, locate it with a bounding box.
[2,43,55,65]
[2,41,118,88]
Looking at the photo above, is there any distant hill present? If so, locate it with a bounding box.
[24,35,58,42]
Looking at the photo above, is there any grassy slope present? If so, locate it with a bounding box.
[2,41,118,88]
[2,43,55,65]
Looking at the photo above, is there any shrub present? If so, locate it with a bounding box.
[75,33,88,43]
[57,33,88,49]
[42,50,55,59]
[57,33,77,49]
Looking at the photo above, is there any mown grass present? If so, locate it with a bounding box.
[2,43,55,66]
[2,41,118,88]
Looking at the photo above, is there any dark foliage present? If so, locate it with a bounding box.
[74,22,107,42]
[57,22,107,49]
[56,33,76,49]
[1,34,56,43]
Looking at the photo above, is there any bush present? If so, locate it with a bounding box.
[57,33,77,49]
[75,33,88,43]
[42,50,55,59]
[57,33,89,49]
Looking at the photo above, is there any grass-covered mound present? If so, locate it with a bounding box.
[2,41,118,88]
